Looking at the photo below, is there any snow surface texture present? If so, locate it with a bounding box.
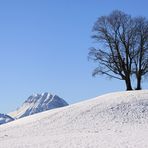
[0,114,14,125]
[1,90,148,148]
[9,92,68,119]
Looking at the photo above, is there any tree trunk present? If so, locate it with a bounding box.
[125,77,133,90]
[136,75,142,90]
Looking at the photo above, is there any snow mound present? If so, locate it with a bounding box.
[1,90,148,148]
[0,114,14,125]
[9,92,68,119]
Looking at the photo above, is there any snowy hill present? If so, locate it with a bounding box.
[9,92,68,119]
[1,90,148,147]
[0,114,14,125]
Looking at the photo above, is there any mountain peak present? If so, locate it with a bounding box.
[9,92,68,119]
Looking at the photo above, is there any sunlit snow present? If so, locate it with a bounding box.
[1,90,148,148]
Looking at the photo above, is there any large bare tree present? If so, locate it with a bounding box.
[89,10,148,90]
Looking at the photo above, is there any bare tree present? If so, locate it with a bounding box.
[133,17,148,90]
[89,10,136,90]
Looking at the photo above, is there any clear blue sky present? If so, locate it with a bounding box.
[0,0,147,113]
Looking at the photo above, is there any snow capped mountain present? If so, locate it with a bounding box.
[0,114,14,125]
[2,90,148,147]
[9,92,68,119]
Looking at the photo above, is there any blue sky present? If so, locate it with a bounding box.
[0,0,148,113]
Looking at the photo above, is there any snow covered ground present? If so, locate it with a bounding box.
[1,90,148,148]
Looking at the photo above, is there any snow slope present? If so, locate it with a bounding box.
[0,114,14,125]
[1,90,148,148]
[9,92,68,119]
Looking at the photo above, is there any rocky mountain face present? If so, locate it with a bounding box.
[0,113,14,125]
[9,92,68,119]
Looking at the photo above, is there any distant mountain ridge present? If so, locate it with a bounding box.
[0,113,14,125]
[9,92,68,119]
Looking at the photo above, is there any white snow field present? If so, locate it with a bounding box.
[1,90,148,148]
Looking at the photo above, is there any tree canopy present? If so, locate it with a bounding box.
[89,10,148,90]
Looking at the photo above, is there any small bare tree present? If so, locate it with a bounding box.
[133,17,148,90]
